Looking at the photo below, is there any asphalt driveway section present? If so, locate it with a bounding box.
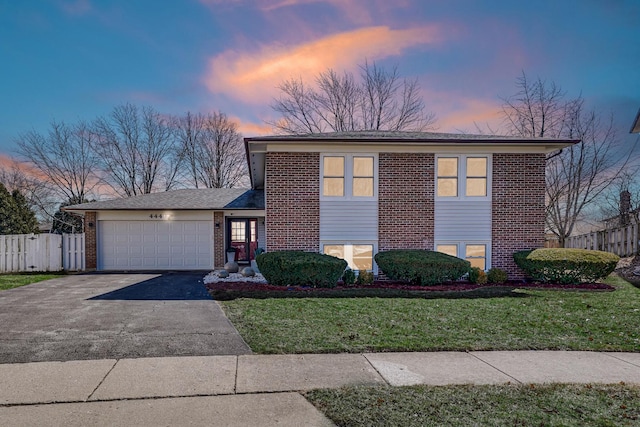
[0,272,251,364]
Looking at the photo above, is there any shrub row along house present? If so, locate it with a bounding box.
[66,131,578,278]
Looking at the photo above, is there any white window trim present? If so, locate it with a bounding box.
[435,241,491,271]
[435,154,492,201]
[320,154,378,201]
[321,241,378,274]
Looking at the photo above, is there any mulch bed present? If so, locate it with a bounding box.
[206,280,614,300]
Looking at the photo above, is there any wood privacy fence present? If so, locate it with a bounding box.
[0,233,85,273]
[564,223,640,258]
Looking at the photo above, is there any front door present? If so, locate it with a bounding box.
[227,218,257,263]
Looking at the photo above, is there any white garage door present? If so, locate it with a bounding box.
[98,221,213,270]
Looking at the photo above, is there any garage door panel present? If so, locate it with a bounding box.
[98,220,213,270]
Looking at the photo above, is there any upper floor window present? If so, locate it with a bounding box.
[322,154,377,199]
[436,158,458,197]
[353,156,374,197]
[323,156,345,197]
[436,155,490,199]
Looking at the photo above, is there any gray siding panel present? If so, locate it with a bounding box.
[434,200,492,241]
[320,200,378,241]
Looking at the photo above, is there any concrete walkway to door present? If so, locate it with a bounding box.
[0,273,251,364]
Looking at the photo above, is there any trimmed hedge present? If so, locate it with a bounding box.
[513,248,619,284]
[375,249,471,286]
[256,251,347,288]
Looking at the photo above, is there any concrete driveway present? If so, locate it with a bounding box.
[0,273,251,364]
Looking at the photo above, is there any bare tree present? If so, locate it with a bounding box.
[598,170,640,228]
[501,72,634,245]
[270,61,436,134]
[91,104,181,196]
[15,120,99,206]
[0,158,57,221]
[175,111,248,188]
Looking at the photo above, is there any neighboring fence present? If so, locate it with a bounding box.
[63,233,85,271]
[0,233,85,273]
[564,223,640,258]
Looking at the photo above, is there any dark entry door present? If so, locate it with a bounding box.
[227,218,257,263]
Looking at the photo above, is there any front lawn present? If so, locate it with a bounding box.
[0,273,64,291]
[219,275,640,353]
[306,383,640,426]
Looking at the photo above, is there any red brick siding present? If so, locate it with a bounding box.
[84,211,97,270]
[265,152,320,252]
[213,211,224,267]
[492,153,546,279]
[378,153,435,251]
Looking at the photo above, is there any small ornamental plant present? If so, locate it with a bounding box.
[356,270,374,285]
[342,268,356,286]
[468,267,488,285]
[487,268,508,284]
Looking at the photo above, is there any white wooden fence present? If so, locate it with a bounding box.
[0,233,85,273]
[564,223,640,258]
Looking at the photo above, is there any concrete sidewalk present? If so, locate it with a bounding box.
[1,351,639,426]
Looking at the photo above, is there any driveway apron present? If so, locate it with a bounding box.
[0,272,251,364]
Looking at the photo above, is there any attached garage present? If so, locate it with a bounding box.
[98,220,213,270]
[63,188,265,271]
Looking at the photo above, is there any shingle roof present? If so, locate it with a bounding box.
[245,130,579,143]
[64,188,264,211]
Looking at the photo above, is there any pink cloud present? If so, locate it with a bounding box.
[204,25,442,104]
[435,97,504,134]
[231,117,274,136]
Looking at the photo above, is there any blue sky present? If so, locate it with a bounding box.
[1,0,639,162]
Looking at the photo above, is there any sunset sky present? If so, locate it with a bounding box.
[1,0,639,161]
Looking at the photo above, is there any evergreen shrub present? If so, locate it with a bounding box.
[374,249,471,286]
[256,251,347,288]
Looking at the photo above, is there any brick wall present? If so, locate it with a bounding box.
[378,153,435,251]
[213,211,224,267]
[492,153,546,279]
[265,152,320,252]
[84,211,97,270]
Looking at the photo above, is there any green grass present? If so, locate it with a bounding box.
[306,383,640,426]
[219,275,640,353]
[0,273,64,291]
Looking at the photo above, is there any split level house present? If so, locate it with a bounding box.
[66,131,578,279]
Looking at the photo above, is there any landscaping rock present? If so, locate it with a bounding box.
[218,270,229,278]
[241,267,256,277]
[224,262,239,273]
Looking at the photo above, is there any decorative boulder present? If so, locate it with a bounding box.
[224,262,239,273]
[217,270,229,278]
[241,267,256,277]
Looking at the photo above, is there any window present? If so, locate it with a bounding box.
[323,156,344,197]
[323,243,374,271]
[321,154,377,199]
[436,155,490,198]
[437,158,458,197]
[466,157,487,197]
[231,221,245,242]
[436,243,488,271]
[436,244,458,257]
[465,244,486,270]
[353,156,374,197]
